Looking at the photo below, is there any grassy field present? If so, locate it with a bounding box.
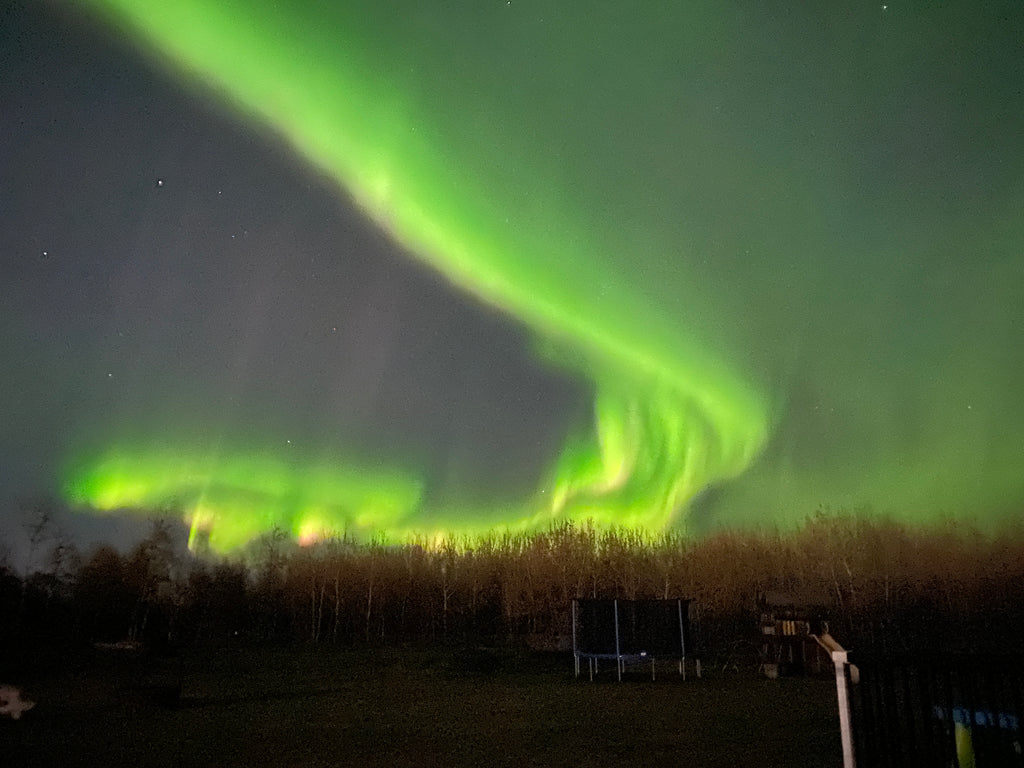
[2,646,843,768]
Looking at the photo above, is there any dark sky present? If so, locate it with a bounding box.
[0,1,585,555]
[2,0,1023,556]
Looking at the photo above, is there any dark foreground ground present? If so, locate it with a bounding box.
[1,645,842,768]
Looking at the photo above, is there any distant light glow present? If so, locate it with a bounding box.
[65,446,425,550]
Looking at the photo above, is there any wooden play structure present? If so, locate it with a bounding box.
[759,590,833,677]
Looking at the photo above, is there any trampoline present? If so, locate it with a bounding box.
[571,598,700,681]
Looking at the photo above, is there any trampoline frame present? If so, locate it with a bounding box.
[571,598,700,681]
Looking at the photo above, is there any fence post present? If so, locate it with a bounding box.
[832,649,856,768]
[572,599,579,678]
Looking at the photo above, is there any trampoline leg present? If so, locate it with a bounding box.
[697,659,702,678]
[652,659,656,681]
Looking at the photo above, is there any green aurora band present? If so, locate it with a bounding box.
[65,1,1024,548]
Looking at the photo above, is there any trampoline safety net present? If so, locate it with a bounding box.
[571,598,698,681]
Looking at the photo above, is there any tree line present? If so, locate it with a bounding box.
[3,510,1023,658]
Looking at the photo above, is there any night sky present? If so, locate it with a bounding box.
[2,1,1023,552]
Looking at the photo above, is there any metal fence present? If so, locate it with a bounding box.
[840,653,1024,767]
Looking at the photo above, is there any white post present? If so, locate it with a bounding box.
[832,650,856,768]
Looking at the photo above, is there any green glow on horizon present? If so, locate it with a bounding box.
[63,0,1024,548]
[64,439,706,549]
[64,446,425,550]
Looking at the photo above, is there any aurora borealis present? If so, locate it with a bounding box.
[2,1,1023,551]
